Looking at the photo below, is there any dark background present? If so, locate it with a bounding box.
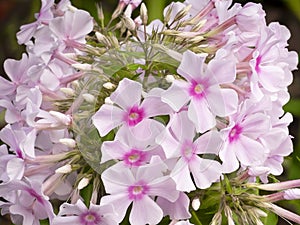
[0,0,299,224]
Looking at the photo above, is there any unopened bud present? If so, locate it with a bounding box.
[59,138,76,148]
[96,3,104,21]
[72,63,93,71]
[103,82,116,89]
[78,177,90,190]
[82,93,96,103]
[192,198,200,211]
[49,111,72,126]
[173,4,192,22]
[105,97,114,105]
[55,164,72,174]
[95,32,108,44]
[60,87,76,96]
[123,16,136,31]
[165,75,175,83]
[140,3,148,25]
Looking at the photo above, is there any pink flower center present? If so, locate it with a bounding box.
[189,81,205,99]
[255,55,262,74]
[123,149,147,167]
[228,124,243,143]
[128,181,149,201]
[26,188,44,204]
[126,105,145,126]
[80,211,101,225]
[181,141,196,162]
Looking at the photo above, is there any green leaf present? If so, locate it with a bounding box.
[283,99,300,117]
[263,211,278,225]
[80,182,93,207]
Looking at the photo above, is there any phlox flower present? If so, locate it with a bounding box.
[93,78,171,137]
[49,9,94,50]
[17,0,54,45]
[157,111,223,192]
[53,199,118,225]
[162,50,238,133]
[219,99,271,173]
[156,192,191,220]
[0,179,54,225]
[100,159,179,225]
[101,119,165,167]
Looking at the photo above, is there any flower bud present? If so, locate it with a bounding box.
[82,93,96,103]
[60,87,76,96]
[123,16,136,31]
[78,177,90,190]
[140,3,148,25]
[105,97,114,105]
[49,111,72,126]
[55,164,72,174]
[165,75,175,83]
[103,82,116,89]
[192,198,200,211]
[59,138,76,148]
[72,63,93,71]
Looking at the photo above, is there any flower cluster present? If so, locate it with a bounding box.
[0,0,299,224]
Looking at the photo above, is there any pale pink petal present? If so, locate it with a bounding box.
[241,113,270,139]
[177,50,206,82]
[117,119,164,148]
[7,158,24,180]
[110,78,142,110]
[156,129,180,159]
[101,140,128,163]
[162,80,190,112]
[171,158,196,192]
[148,177,179,202]
[219,142,240,173]
[17,23,38,45]
[235,135,266,167]
[142,96,172,117]
[206,58,236,84]
[188,99,216,133]
[92,104,124,137]
[101,163,134,193]
[190,157,222,189]
[156,192,191,220]
[205,86,238,116]
[100,194,132,223]
[125,119,165,145]
[58,202,84,216]
[69,10,93,41]
[130,196,163,225]
[0,77,14,96]
[259,66,285,92]
[169,111,195,143]
[194,130,222,155]
[52,216,79,225]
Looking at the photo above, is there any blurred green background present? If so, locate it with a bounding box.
[0,0,299,224]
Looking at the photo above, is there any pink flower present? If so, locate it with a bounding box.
[0,179,54,225]
[101,160,179,224]
[219,99,270,173]
[101,119,165,167]
[49,9,93,50]
[93,78,171,136]
[162,50,238,133]
[17,0,54,45]
[53,199,118,225]
[157,111,222,191]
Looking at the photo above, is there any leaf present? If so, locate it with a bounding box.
[283,99,300,117]
[263,211,278,225]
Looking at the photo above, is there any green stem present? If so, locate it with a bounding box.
[191,210,203,225]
